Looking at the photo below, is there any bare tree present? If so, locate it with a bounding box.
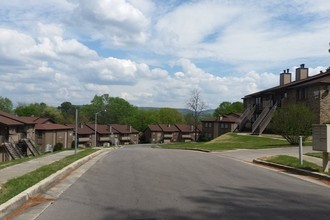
[186,89,207,141]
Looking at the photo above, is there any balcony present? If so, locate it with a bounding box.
[79,137,90,142]
[100,136,110,141]
[164,134,173,138]
[120,136,131,141]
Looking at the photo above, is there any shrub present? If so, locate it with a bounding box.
[53,143,64,151]
[271,104,314,145]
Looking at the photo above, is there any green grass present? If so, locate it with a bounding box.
[0,148,98,204]
[161,133,292,151]
[265,155,328,174]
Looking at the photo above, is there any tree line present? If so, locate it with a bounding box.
[0,95,244,132]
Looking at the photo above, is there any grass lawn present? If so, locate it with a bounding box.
[161,133,294,151]
[0,148,98,204]
[264,155,330,175]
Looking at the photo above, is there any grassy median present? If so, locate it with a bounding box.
[161,133,291,151]
[0,148,98,204]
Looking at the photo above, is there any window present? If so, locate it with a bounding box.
[204,122,213,128]
[221,123,229,129]
[296,87,308,100]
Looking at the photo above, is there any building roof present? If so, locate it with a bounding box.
[84,123,138,134]
[175,124,194,133]
[111,124,139,134]
[202,113,241,123]
[35,123,73,131]
[0,115,24,126]
[158,124,179,132]
[77,125,95,135]
[147,124,162,132]
[0,111,34,125]
[244,70,330,98]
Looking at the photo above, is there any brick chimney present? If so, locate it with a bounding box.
[295,64,308,81]
[280,69,292,86]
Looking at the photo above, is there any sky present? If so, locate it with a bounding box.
[0,0,329,109]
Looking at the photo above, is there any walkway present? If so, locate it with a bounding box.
[0,150,78,184]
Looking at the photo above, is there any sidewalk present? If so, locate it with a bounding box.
[0,150,79,184]
[215,146,323,166]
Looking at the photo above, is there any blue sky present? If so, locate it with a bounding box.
[0,0,329,109]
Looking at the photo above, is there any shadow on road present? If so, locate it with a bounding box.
[98,186,330,220]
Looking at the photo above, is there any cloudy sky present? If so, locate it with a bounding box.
[0,0,329,109]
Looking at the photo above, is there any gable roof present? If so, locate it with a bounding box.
[175,124,194,133]
[0,111,33,126]
[111,124,139,134]
[84,123,138,134]
[35,123,73,131]
[147,124,162,132]
[244,70,330,98]
[158,124,179,132]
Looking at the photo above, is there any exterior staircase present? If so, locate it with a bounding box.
[2,142,24,160]
[236,105,256,132]
[21,138,40,156]
[252,103,278,135]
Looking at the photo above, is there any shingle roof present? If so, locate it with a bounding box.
[0,111,33,125]
[175,124,194,133]
[0,115,24,126]
[202,113,241,123]
[244,71,330,98]
[147,124,162,132]
[158,124,179,132]
[111,124,139,134]
[35,123,73,130]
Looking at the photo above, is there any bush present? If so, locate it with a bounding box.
[271,104,314,145]
[53,143,64,151]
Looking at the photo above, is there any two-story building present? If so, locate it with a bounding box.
[201,113,241,141]
[143,124,200,143]
[238,64,330,135]
[81,123,139,146]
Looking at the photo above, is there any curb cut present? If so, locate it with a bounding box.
[253,158,330,181]
[0,149,106,219]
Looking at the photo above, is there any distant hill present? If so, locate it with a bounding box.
[138,107,214,116]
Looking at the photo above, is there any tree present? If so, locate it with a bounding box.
[186,89,207,141]
[15,102,64,123]
[0,96,13,113]
[158,108,185,124]
[213,101,243,116]
[15,102,47,117]
[58,101,77,124]
[271,104,315,145]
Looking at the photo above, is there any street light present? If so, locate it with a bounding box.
[95,109,106,147]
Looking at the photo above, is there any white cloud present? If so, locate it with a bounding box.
[69,0,150,47]
[0,0,329,109]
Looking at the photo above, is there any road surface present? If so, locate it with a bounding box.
[18,145,330,220]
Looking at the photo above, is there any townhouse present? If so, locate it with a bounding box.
[143,124,200,143]
[201,113,241,141]
[238,64,330,135]
[75,123,139,147]
[0,111,73,161]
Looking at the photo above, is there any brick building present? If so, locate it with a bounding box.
[238,64,330,135]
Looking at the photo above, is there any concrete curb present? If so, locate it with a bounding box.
[152,145,211,153]
[253,158,330,181]
[0,149,106,219]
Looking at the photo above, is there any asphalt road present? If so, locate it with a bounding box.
[31,145,330,220]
